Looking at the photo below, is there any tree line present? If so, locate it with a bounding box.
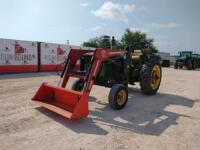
[82,28,158,53]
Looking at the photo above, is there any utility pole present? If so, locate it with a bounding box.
[66,40,69,46]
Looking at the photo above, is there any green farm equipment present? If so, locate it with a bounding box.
[72,48,162,110]
[33,47,162,119]
[192,54,200,68]
[174,51,200,70]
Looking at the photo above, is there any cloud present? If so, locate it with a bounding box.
[80,2,89,7]
[138,6,148,12]
[91,2,135,22]
[48,26,102,33]
[151,22,178,29]
[48,27,83,33]
[89,26,102,31]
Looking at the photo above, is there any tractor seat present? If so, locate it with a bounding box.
[132,50,142,60]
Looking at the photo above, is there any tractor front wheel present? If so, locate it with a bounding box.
[140,59,162,95]
[108,84,128,110]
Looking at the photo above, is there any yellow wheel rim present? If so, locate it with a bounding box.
[150,65,161,90]
[117,90,127,106]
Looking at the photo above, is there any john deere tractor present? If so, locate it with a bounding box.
[192,53,200,68]
[72,48,162,110]
[174,51,199,70]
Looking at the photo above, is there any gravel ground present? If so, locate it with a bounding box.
[0,68,200,150]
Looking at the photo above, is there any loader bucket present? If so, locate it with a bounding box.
[32,83,89,119]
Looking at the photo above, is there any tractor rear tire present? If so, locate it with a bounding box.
[192,60,197,70]
[174,64,178,69]
[72,79,85,92]
[108,84,128,110]
[186,59,192,70]
[140,58,162,95]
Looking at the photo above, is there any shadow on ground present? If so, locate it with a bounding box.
[36,87,194,136]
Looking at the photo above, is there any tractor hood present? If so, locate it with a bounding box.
[176,56,186,61]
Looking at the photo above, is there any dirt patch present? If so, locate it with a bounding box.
[0,68,200,150]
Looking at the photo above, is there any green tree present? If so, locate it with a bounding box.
[98,35,111,49]
[83,35,112,49]
[83,35,123,49]
[82,37,99,48]
[115,40,124,49]
[121,28,158,52]
[82,28,157,52]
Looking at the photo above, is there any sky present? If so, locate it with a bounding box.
[0,0,200,55]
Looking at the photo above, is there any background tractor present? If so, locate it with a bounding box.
[174,51,200,70]
[192,53,200,68]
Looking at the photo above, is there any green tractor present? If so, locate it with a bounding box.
[174,51,199,70]
[192,53,200,68]
[72,48,162,109]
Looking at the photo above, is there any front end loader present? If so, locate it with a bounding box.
[32,48,127,119]
[32,47,162,119]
